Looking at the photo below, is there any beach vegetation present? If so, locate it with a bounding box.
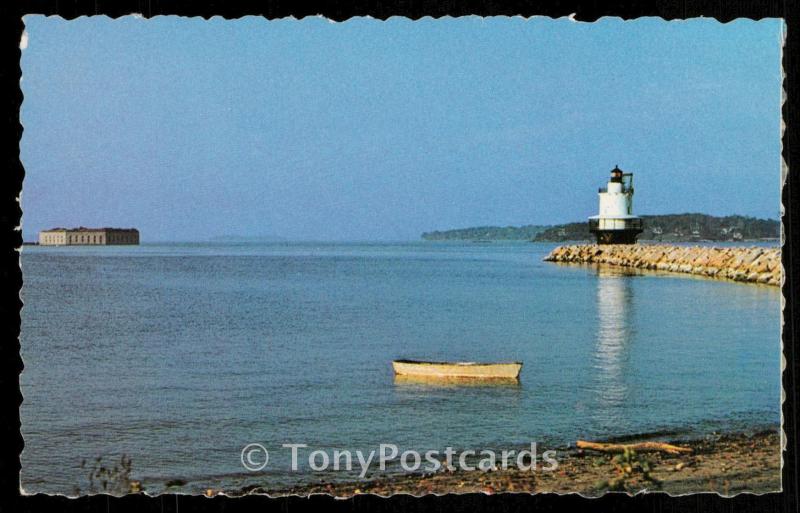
[595,447,662,493]
[75,454,142,495]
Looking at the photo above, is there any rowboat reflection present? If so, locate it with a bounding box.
[393,373,521,388]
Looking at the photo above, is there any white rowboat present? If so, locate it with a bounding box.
[392,359,522,380]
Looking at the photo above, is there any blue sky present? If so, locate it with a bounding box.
[20,16,783,242]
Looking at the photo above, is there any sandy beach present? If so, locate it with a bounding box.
[232,429,781,497]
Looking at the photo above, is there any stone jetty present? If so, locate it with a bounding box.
[544,244,781,287]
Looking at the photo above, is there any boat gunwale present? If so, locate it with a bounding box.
[393,359,523,367]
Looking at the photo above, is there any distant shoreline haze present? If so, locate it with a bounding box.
[208,234,287,242]
[421,214,780,242]
[23,213,780,245]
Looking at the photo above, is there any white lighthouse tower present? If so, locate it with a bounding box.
[588,166,643,245]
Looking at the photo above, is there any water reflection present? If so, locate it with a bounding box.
[393,373,521,388]
[592,267,635,427]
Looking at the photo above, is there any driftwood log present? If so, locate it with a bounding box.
[576,440,692,455]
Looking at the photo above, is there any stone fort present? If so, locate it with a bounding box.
[39,227,139,246]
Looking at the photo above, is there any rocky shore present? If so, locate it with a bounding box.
[544,244,781,286]
[231,430,780,497]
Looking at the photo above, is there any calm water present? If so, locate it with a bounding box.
[20,242,781,494]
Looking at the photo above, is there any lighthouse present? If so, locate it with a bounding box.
[588,166,643,245]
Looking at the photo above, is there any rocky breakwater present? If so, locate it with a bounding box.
[544,244,781,287]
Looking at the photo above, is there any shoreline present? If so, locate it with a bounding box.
[229,428,781,497]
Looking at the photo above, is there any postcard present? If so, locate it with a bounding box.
[18,15,783,497]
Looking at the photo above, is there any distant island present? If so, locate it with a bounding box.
[209,234,286,242]
[422,214,779,243]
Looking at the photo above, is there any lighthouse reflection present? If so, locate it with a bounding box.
[592,267,635,427]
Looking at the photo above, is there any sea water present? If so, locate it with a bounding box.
[19,241,781,493]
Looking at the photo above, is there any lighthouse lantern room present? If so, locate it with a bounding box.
[588,166,643,245]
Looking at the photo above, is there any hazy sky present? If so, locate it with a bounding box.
[20,16,783,242]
